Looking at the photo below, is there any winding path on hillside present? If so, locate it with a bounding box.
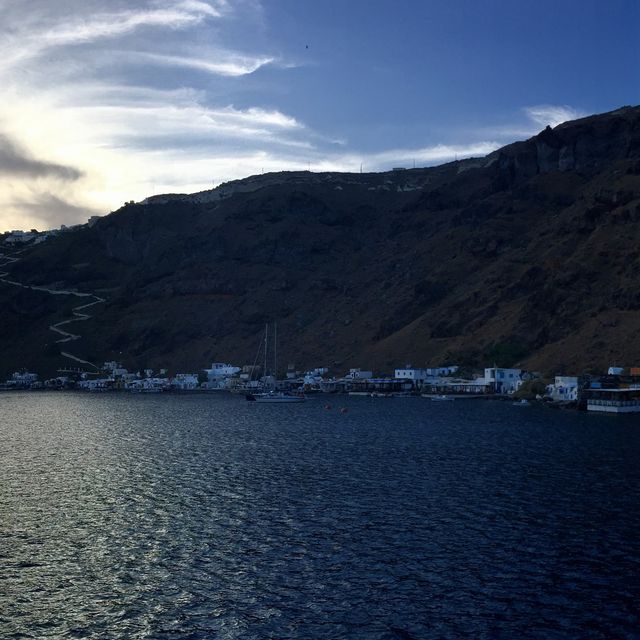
[0,250,105,370]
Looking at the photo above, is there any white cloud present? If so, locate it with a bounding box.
[0,1,589,232]
[524,105,586,128]
[0,1,223,71]
[132,51,274,76]
[358,141,501,169]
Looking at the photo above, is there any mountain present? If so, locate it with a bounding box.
[2,106,640,378]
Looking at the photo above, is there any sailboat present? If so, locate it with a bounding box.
[246,323,306,403]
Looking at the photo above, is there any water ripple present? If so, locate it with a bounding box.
[1,393,639,638]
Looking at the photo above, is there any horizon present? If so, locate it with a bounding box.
[0,0,639,231]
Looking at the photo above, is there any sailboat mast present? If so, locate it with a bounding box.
[274,322,277,382]
[264,323,268,379]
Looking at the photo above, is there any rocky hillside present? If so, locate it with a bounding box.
[3,105,640,378]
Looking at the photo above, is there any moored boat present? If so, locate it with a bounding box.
[246,390,305,403]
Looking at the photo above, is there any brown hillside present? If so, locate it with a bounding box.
[2,106,640,377]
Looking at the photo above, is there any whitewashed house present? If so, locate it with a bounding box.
[172,373,199,390]
[5,230,37,244]
[546,376,579,402]
[395,365,460,384]
[347,368,373,379]
[5,371,39,388]
[483,367,523,394]
[103,361,129,377]
[203,362,241,389]
[425,366,459,376]
[303,368,329,386]
[205,362,241,380]
[394,367,430,385]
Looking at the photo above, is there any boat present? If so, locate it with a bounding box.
[513,398,530,406]
[246,390,305,403]
[245,323,305,403]
[431,394,453,401]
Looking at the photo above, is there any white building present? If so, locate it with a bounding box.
[4,230,37,244]
[77,378,113,391]
[425,366,459,376]
[171,373,199,390]
[126,378,169,392]
[303,368,329,386]
[395,368,430,384]
[103,361,129,377]
[5,371,39,387]
[587,388,640,413]
[483,368,523,394]
[204,362,241,380]
[546,376,579,402]
[347,368,373,379]
[201,362,241,390]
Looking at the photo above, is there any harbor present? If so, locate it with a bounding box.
[3,359,640,413]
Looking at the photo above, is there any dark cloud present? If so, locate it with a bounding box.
[0,133,83,180]
[15,192,101,226]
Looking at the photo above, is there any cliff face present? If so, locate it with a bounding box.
[3,106,640,377]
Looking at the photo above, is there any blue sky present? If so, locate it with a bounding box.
[0,0,638,230]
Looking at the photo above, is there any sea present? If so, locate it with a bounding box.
[1,392,639,639]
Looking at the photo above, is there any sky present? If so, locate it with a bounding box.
[0,0,638,232]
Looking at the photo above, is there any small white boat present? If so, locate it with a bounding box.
[431,394,453,401]
[246,391,305,403]
[513,398,530,406]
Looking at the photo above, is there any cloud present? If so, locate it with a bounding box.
[359,141,501,169]
[0,1,224,69]
[0,133,82,180]
[0,1,590,232]
[12,192,101,227]
[131,51,274,76]
[470,104,586,141]
[524,105,586,128]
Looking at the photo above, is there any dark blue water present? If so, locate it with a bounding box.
[1,392,639,639]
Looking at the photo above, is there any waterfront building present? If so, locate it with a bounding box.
[126,377,170,392]
[4,371,39,388]
[422,378,493,396]
[103,361,129,377]
[546,376,579,402]
[204,362,241,380]
[347,368,373,380]
[483,368,523,394]
[586,387,640,413]
[303,368,329,387]
[425,366,459,377]
[171,374,199,390]
[394,367,431,384]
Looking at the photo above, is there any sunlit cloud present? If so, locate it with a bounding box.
[358,141,501,169]
[471,104,586,141]
[524,105,586,128]
[0,1,224,71]
[0,134,82,181]
[0,0,589,232]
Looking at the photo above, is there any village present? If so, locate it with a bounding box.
[2,359,640,414]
